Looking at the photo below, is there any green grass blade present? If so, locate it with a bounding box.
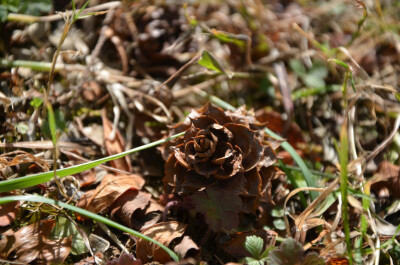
[0,132,185,193]
[278,160,307,207]
[0,59,53,72]
[339,121,353,264]
[265,127,318,200]
[0,194,179,262]
[46,95,57,146]
[73,0,90,23]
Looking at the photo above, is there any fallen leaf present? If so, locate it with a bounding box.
[0,150,49,171]
[49,216,88,255]
[35,236,72,264]
[255,109,305,148]
[0,193,19,227]
[0,219,55,263]
[192,187,242,232]
[165,258,198,265]
[110,190,152,228]
[75,169,97,188]
[136,221,186,263]
[173,235,199,259]
[77,174,145,213]
[327,257,349,265]
[82,81,104,102]
[102,109,132,172]
[130,198,164,230]
[106,252,143,265]
[74,253,104,265]
[371,161,400,199]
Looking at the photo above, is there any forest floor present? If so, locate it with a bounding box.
[1,0,400,264]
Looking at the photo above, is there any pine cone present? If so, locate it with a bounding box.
[163,104,282,224]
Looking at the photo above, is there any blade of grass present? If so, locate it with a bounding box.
[278,160,307,208]
[0,132,185,193]
[46,102,59,181]
[0,59,55,71]
[72,0,90,23]
[0,194,179,262]
[339,120,353,264]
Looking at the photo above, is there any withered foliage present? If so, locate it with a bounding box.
[163,103,283,231]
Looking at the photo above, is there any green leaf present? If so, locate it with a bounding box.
[49,216,87,255]
[198,50,232,78]
[16,122,29,134]
[271,207,284,218]
[291,85,341,100]
[46,103,57,146]
[268,238,324,265]
[303,62,328,88]
[302,253,325,265]
[395,92,400,102]
[289,59,306,77]
[268,238,304,265]
[273,218,286,230]
[192,187,242,232]
[0,5,9,22]
[42,107,66,140]
[242,256,265,265]
[260,247,273,259]
[212,31,246,48]
[2,0,52,18]
[30,97,43,108]
[244,235,264,259]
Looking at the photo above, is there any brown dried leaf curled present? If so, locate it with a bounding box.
[77,174,145,213]
[136,221,186,263]
[0,219,55,263]
[163,103,282,231]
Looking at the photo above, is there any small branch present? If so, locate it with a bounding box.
[6,1,121,23]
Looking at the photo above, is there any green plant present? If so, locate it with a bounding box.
[0,0,51,22]
[289,59,328,89]
[268,238,325,265]
[240,235,271,265]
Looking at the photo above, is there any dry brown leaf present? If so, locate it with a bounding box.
[136,221,186,263]
[371,161,400,199]
[106,252,143,265]
[74,169,97,188]
[0,193,19,227]
[75,253,104,265]
[130,198,164,230]
[165,258,198,265]
[102,109,132,172]
[0,151,49,171]
[35,236,72,264]
[255,109,305,148]
[110,190,152,228]
[82,81,104,102]
[173,236,199,259]
[284,179,338,236]
[77,174,145,213]
[0,219,55,263]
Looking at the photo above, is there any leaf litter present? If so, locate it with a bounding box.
[0,0,400,264]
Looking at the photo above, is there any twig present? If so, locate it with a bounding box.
[365,114,400,163]
[157,52,202,90]
[6,1,121,23]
